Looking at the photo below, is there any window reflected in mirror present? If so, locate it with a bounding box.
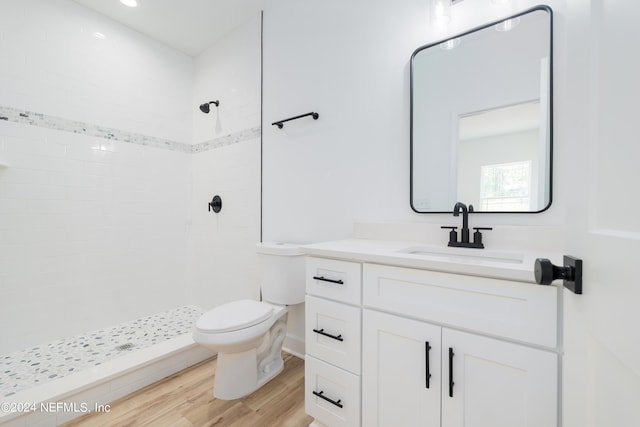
[457,102,544,212]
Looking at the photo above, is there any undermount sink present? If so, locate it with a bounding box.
[396,246,524,264]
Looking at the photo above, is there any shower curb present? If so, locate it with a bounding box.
[0,336,214,426]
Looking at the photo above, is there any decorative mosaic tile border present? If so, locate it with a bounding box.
[0,305,203,398]
[192,125,261,153]
[0,105,260,154]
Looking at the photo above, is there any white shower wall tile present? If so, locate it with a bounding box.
[192,14,261,143]
[0,0,193,143]
[0,131,258,351]
[0,118,191,355]
[186,139,261,311]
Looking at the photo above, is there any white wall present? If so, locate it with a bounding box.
[192,15,262,143]
[186,15,262,310]
[262,0,413,243]
[262,0,567,248]
[0,0,193,354]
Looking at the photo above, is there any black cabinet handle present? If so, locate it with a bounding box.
[448,347,455,397]
[312,328,344,342]
[312,390,343,408]
[312,276,344,285]
[425,341,432,389]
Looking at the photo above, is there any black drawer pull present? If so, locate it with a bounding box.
[449,347,455,397]
[312,328,344,342]
[312,275,344,285]
[312,390,343,408]
[425,341,432,389]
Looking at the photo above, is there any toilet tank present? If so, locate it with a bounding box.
[257,242,305,305]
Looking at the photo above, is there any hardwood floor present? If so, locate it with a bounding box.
[64,352,313,427]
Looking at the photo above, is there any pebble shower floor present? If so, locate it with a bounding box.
[0,306,203,397]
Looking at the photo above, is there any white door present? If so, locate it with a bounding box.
[362,309,441,427]
[560,1,640,427]
[441,328,558,427]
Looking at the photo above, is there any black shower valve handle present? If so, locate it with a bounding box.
[208,195,222,213]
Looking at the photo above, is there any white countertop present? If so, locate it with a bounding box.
[302,238,563,283]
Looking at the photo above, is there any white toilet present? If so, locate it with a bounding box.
[192,242,305,400]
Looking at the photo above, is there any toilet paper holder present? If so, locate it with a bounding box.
[534,256,583,294]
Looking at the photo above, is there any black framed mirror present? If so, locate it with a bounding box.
[410,5,553,213]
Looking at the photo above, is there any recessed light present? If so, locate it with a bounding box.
[495,17,520,32]
[120,0,138,7]
[440,38,461,50]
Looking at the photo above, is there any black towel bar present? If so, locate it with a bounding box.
[272,112,319,129]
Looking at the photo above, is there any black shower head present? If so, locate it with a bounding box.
[199,100,219,114]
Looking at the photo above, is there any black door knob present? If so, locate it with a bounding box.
[534,256,583,294]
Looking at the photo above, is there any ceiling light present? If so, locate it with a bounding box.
[432,0,451,23]
[120,0,138,7]
[92,31,106,39]
[440,38,461,50]
[495,17,520,32]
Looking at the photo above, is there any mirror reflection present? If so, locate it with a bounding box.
[410,6,552,213]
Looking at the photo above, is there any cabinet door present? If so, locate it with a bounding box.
[442,328,558,427]
[362,309,441,427]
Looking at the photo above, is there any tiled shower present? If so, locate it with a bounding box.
[0,0,261,420]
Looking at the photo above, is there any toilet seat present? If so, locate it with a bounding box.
[195,299,274,333]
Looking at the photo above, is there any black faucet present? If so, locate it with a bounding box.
[453,202,472,243]
[441,202,492,249]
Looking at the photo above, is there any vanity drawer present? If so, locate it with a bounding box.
[306,257,362,305]
[306,295,361,374]
[305,355,361,427]
[363,263,557,348]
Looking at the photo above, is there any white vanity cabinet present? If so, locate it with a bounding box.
[362,263,558,427]
[305,257,362,427]
[302,246,560,427]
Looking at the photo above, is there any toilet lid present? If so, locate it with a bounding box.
[195,300,274,333]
